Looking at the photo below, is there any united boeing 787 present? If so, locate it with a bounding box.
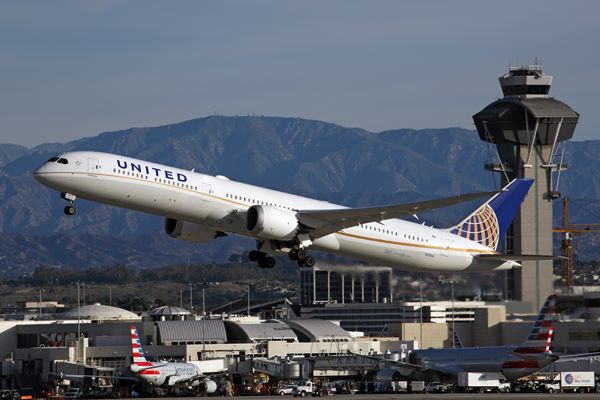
[33,151,552,272]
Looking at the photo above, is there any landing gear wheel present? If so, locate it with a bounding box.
[303,255,316,267]
[249,250,260,262]
[288,249,298,261]
[258,257,276,269]
[296,248,307,261]
[64,205,76,215]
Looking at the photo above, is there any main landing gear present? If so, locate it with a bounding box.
[61,192,77,215]
[289,249,315,267]
[249,250,276,269]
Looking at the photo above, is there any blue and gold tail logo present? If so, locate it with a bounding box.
[450,203,499,250]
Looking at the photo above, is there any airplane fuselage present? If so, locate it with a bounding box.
[33,151,517,272]
[409,346,558,382]
[135,361,202,386]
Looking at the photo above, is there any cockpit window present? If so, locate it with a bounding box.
[57,158,69,164]
[47,157,60,162]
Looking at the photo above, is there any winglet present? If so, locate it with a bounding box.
[449,178,534,251]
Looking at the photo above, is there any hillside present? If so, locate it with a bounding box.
[0,115,598,276]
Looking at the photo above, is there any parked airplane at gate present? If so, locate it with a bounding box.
[374,295,566,384]
[128,326,218,393]
[33,151,554,272]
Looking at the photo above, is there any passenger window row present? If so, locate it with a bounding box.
[225,193,292,210]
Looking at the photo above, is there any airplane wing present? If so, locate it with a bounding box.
[344,352,462,381]
[51,372,138,381]
[296,190,500,240]
[555,352,600,363]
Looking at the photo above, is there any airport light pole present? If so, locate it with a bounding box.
[73,281,83,362]
[200,280,219,360]
[247,282,253,316]
[38,287,44,319]
[188,281,195,313]
[419,277,423,349]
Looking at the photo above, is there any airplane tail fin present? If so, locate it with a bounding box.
[449,326,463,348]
[131,325,148,364]
[517,294,557,352]
[448,178,534,251]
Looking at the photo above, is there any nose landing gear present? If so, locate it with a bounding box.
[61,192,77,215]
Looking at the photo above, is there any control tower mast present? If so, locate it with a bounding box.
[472,60,579,311]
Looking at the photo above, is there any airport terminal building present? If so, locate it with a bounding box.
[3,293,600,392]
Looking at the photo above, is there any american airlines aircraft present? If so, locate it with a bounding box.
[128,326,219,393]
[33,151,551,272]
[375,295,561,384]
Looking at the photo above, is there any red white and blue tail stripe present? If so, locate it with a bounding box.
[131,325,148,364]
[518,294,557,352]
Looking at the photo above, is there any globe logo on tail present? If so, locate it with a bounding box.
[451,204,499,250]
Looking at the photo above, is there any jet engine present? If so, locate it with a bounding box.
[164,218,221,243]
[245,205,298,240]
[196,380,217,394]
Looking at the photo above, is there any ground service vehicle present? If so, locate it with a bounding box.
[359,382,385,394]
[540,381,561,393]
[424,382,448,393]
[410,381,425,393]
[273,385,296,395]
[292,381,326,397]
[560,372,594,393]
[458,372,505,393]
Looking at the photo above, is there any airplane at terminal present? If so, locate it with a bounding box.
[33,151,555,272]
[375,295,560,384]
[373,295,598,385]
[128,326,219,393]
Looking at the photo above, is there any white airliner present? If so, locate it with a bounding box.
[129,326,219,393]
[371,295,590,385]
[33,151,552,272]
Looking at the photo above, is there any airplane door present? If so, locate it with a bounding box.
[88,158,99,177]
[441,238,450,257]
[202,183,212,201]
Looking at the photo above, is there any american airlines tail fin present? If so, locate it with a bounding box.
[448,178,534,251]
[131,325,148,364]
[449,326,463,348]
[517,294,557,353]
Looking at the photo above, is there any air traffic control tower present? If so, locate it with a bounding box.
[472,62,579,311]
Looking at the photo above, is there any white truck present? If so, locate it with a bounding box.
[458,372,507,393]
[292,381,326,397]
[560,371,595,393]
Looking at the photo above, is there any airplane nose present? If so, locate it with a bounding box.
[33,163,47,185]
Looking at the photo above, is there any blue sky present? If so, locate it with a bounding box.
[1,1,598,148]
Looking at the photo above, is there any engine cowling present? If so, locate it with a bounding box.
[197,380,217,394]
[245,205,298,240]
[164,218,219,243]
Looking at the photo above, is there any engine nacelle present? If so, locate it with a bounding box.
[245,205,298,240]
[164,218,219,243]
[197,380,217,394]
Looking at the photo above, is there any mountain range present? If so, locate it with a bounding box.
[0,116,598,277]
